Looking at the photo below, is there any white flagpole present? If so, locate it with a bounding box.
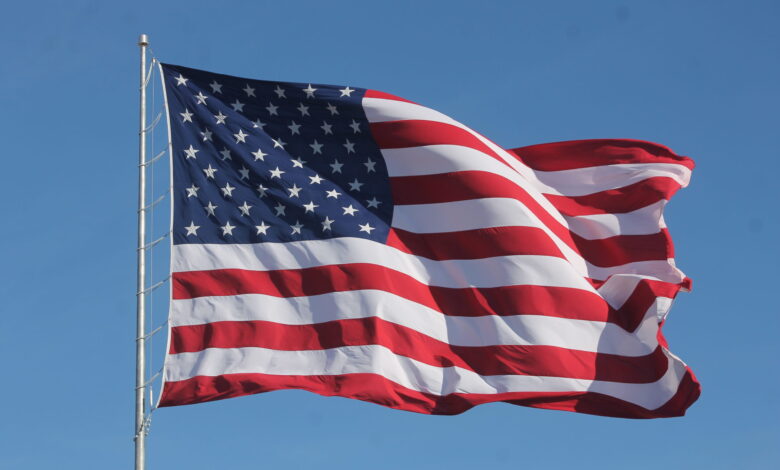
[135,33,149,470]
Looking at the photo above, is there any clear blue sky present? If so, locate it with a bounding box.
[1,1,778,468]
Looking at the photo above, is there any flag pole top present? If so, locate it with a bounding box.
[138,34,149,46]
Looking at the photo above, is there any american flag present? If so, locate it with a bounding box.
[157,63,700,418]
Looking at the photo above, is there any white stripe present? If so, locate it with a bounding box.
[393,197,541,234]
[563,200,668,239]
[172,238,597,292]
[535,163,690,196]
[163,344,688,410]
[382,145,493,177]
[395,197,666,239]
[382,145,689,197]
[170,290,658,355]
[364,96,461,126]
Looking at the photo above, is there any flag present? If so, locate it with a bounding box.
[157,63,700,418]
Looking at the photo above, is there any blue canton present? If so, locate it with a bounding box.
[162,64,392,245]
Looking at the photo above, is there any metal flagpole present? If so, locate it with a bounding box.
[135,33,149,470]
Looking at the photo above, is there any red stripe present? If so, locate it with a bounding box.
[386,226,565,260]
[364,89,417,103]
[390,172,672,267]
[544,177,683,216]
[508,139,695,171]
[172,266,669,333]
[158,368,700,418]
[169,317,669,383]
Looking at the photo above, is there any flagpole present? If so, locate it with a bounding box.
[135,33,149,470]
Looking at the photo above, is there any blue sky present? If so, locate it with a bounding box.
[1,1,778,468]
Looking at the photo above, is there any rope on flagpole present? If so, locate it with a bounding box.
[136,369,162,390]
[142,56,155,90]
[148,59,157,425]
[138,192,169,211]
[140,323,166,341]
[138,232,170,252]
[142,112,163,134]
[139,150,167,167]
[137,276,170,296]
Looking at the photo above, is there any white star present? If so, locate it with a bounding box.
[214,111,227,125]
[200,129,213,141]
[329,160,343,173]
[342,204,358,216]
[183,145,199,159]
[364,158,377,173]
[326,189,341,199]
[204,201,218,216]
[340,86,355,97]
[274,85,286,99]
[221,221,235,236]
[366,197,381,208]
[309,174,323,184]
[238,166,250,180]
[358,223,375,234]
[272,137,286,149]
[221,183,235,197]
[274,202,286,216]
[321,121,333,135]
[253,119,266,130]
[180,109,193,123]
[220,148,231,160]
[326,103,339,115]
[349,120,361,133]
[348,178,363,191]
[288,121,301,135]
[303,201,319,213]
[297,103,310,116]
[321,216,334,231]
[231,100,245,112]
[291,157,305,168]
[238,201,252,216]
[266,102,279,116]
[302,84,317,98]
[269,166,285,179]
[209,81,223,93]
[343,139,355,154]
[243,84,256,97]
[252,148,267,161]
[203,164,217,179]
[256,184,268,197]
[185,184,199,198]
[195,91,208,105]
[234,129,248,143]
[185,221,200,236]
[291,220,304,235]
[174,74,188,86]
[287,183,302,198]
[256,221,270,235]
[310,140,323,154]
